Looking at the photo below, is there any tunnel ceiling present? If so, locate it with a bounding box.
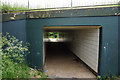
[43,26,102,31]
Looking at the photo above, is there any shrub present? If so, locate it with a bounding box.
[2,33,29,63]
[0,33,47,79]
[1,33,30,78]
[2,58,30,78]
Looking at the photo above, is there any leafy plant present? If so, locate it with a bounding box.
[48,32,58,38]
[1,33,47,79]
[2,33,29,63]
[1,33,30,78]
[2,58,30,78]
[97,75,102,80]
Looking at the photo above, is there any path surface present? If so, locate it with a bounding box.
[44,42,96,78]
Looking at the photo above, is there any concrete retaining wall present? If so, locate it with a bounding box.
[2,20,26,43]
[2,6,120,77]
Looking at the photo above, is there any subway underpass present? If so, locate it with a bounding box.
[44,42,96,78]
[43,26,100,78]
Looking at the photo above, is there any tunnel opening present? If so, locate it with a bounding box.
[43,26,101,78]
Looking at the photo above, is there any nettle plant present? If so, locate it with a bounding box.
[1,33,30,78]
[2,33,30,63]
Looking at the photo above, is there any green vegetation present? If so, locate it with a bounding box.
[0,1,119,13]
[0,1,28,13]
[45,32,65,38]
[44,32,66,41]
[48,32,58,38]
[2,60,30,78]
[1,33,30,78]
[97,75,120,80]
[0,33,47,78]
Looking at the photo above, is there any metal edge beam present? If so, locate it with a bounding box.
[43,26,102,30]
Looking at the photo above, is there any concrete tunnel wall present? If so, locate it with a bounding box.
[2,20,26,44]
[63,29,100,73]
[2,20,28,61]
[26,16,119,77]
[119,16,120,75]
[2,15,120,77]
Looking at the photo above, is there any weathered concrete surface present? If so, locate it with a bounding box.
[44,42,96,78]
[2,12,26,22]
[2,6,120,22]
[26,7,120,19]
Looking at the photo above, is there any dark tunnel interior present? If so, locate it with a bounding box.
[43,27,100,78]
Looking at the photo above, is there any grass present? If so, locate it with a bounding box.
[0,2,28,13]
[2,53,48,79]
[2,56,29,78]
[1,3,120,13]
[30,68,48,78]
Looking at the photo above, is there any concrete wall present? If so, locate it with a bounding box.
[26,19,44,69]
[2,14,119,77]
[0,23,2,33]
[2,15,119,77]
[118,16,120,75]
[2,20,27,62]
[26,16,119,76]
[2,6,120,77]
[2,20,26,43]
[65,29,99,72]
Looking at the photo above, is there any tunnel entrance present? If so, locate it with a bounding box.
[43,26,101,78]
